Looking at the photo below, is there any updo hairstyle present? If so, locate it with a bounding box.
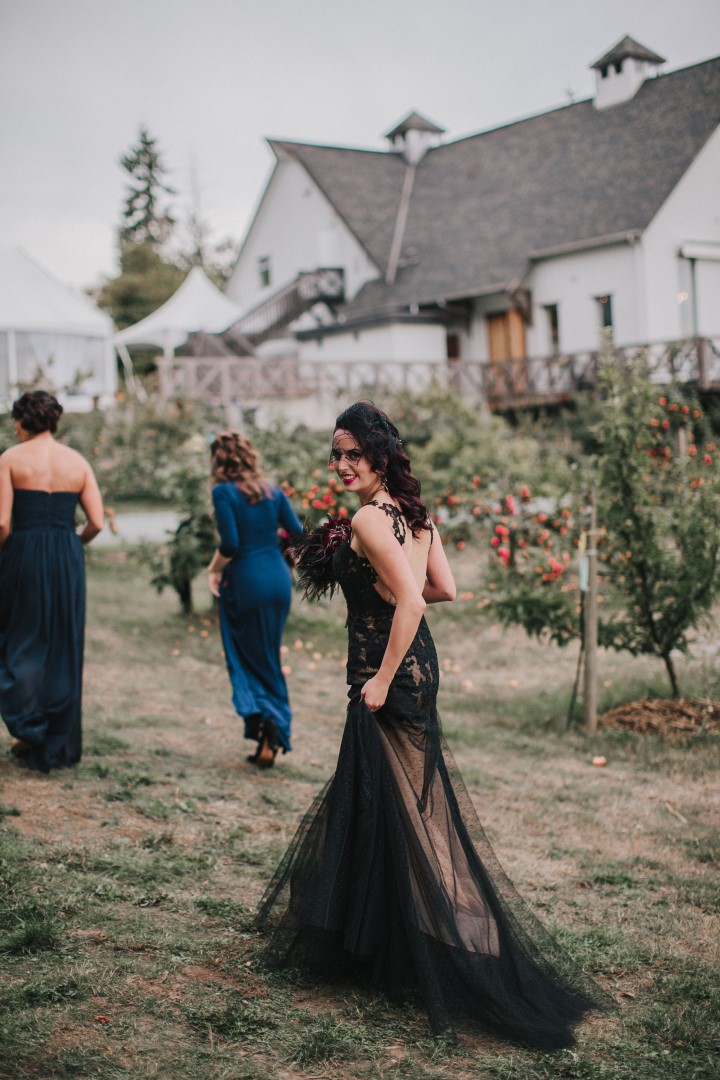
[210,431,270,504]
[12,390,63,435]
[333,401,431,537]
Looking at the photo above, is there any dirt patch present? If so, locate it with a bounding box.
[123,963,257,1003]
[600,697,720,737]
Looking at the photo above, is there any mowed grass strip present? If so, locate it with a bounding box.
[0,548,718,1079]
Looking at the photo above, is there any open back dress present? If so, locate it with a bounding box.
[256,505,608,1048]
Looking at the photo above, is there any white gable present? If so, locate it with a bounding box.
[225,155,379,316]
[641,125,720,340]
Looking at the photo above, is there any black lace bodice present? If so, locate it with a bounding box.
[332,504,438,705]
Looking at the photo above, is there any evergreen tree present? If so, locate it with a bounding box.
[119,126,175,248]
[97,128,186,350]
[96,242,185,331]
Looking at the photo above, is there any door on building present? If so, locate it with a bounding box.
[486,309,527,402]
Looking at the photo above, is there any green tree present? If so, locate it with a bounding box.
[97,128,186,359]
[119,126,175,248]
[484,359,720,697]
[143,459,217,615]
[594,361,720,696]
[97,242,185,332]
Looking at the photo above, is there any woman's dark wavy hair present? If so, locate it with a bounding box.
[333,401,431,537]
[12,390,63,434]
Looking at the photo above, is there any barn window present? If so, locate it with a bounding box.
[544,304,560,353]
[596,295,614,330]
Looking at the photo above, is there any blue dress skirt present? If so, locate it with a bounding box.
[0,490,85,772]
[212,483,303,752]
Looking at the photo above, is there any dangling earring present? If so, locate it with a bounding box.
[381,473,389,491]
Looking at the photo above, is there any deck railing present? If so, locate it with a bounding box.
[157,337,720,410]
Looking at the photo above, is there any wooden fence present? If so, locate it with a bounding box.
[157,337,720,412]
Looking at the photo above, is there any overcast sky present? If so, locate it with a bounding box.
[1,0,718,290]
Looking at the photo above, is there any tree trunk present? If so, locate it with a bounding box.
[663,652,679,698]
[177,577,193,616]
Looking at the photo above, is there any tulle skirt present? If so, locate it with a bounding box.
[256,685,609,1049]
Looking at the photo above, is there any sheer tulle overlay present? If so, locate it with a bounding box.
[257,509,609,1048]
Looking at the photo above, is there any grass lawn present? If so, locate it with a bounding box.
[1,547,718,1079]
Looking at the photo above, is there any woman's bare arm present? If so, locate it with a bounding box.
[78,465,104,544]
[207,549,230,597]
[422,523,456,603]
[0,456,14,551]
[351,505,426,711]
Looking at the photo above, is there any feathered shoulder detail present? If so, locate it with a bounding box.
[291,517,352,600]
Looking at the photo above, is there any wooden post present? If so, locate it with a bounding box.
[583,493,598,732]
[697,337,710,391]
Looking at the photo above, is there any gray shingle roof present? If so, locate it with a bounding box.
[591,35,666,69]
[385,111,446,139]
[272,57,720,321]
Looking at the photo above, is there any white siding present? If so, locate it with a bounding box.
[526,245,640,353]
[642,126,720,339]
[464,247,640,359]
[298,321,447,362]
[225,157,380,314]
[465,298,497,361]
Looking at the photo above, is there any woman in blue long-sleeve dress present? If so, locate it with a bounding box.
[207,432,303,767]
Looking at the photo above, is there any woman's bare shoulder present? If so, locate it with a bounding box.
[0,444,23,462]
[53,442,91,467]
[351,502,398,530]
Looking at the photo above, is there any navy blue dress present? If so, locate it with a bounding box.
[212,483,303,753]
[0,490,85,772]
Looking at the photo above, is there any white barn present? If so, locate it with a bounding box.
[224,36,720,394]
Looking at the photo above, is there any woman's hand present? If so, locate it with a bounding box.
[207,549,230,597]
[361,673,390,712]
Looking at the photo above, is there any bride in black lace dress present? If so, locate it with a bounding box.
[256,401,608,1049]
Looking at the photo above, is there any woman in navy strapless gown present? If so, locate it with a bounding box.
[207,432,303,767]
[0,391,104,772]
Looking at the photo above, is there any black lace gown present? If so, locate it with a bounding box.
[256,508,607,1049]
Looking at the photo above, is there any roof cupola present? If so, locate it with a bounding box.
[385,111,445,164]
[591,35,665,110]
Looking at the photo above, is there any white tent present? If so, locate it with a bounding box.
[114,266,244,358]
[0,248,116,409]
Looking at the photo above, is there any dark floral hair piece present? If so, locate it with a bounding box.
[291,517,352,600]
